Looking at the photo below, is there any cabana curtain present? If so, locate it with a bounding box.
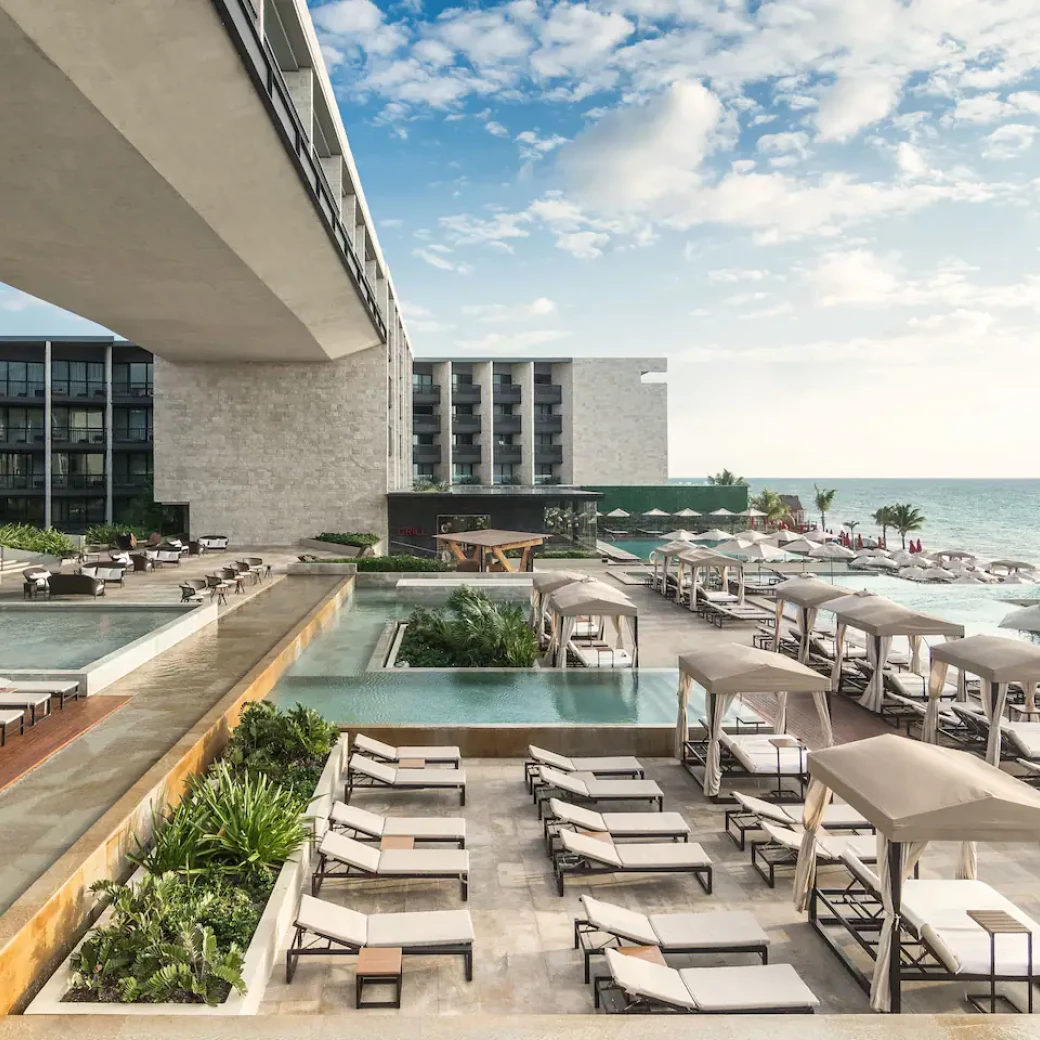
[705,691,736,797]
[793,779,833,911]
[859,636,893,713]
[675,670,694,759]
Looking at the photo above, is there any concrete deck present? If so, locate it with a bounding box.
[0,573,341,915]
[264,757,1040,1017]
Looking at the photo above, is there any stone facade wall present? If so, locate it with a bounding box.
[567,358,668,485]
[153,347,389,544]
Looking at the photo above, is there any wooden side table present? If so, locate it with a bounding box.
[380,835,414,850]
[593,945,667,1010]
[965,909,1033,1014]
[355,946,403,1009]
[398,758,425,769]
[768,736,805,802]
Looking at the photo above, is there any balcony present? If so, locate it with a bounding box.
[493,384,521,404]
[52,426,106,447]
[412,384,440,407]
[412,444,441,464]
[112,473,151,490]
[50,381,107,400]
[535,445,564,464]
[452,384,481,405]
[495,443,522,462]
[412,416,441,435]
[111,382,154,401]
[113,428,154,445]
[0,473,44,491]
[0,427,45,448]
[452,444,481,462]
[494,415,522,435]
[535,383,563,405]
[452,414,481,433]
[535,415,563,434]
[52,474,106,491]
[0,381,45,402]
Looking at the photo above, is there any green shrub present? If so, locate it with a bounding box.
[397,586,538,667]
[355,554,449,572]
[0,522,76,556]
[539,549,601,559]
[315,531,380,547]
[84,523,153,545]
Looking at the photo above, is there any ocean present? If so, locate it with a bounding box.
[670,478,1040,564]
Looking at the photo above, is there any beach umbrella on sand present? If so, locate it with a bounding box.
[605,508,630,519]
[856,547,890,558]
[803,529,836,543]
[908,555,936,568]
[808,542,855,581]
[890,550,914,566]
[714,538,755,554]
[1000,604,1040,634]
[901,568,931,582]
[691,528,731,542]
[673,507,701,518]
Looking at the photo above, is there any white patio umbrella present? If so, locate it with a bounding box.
[803,529,836,543]
[731,529,770,542]
[809,542,855,580]
[659,529,696,541]
[901,569,931,582]
[765,529,803,546]
[673,507,701,518]
[642,508,669,518]
[783,537,817,554]
[864,556,900,571]
[1000,604,1040,634]
[714,538,755,554]
[889,550,914,566]
[710,508,738,517]
[605,508,630,518]
[908,555,936,568]
[739,507,767,518]
[690,528,730,542]
[856,547,891,558]
[726,542,793,563]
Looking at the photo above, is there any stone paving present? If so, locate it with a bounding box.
[262,756,1040,1017]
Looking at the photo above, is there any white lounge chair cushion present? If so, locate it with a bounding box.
[572,755,643,773]
[350,754,397,783]
[761,822,876,863]
[383,817,466,840]
[1005,722,1040,758]
[330,802,385,837]
[531,746,574,770]
[367,909,474,948]
[298,894,367,946]
[733,792,794,826]
[391,767,467,786]
[649,910,768,951]
[679,964,819,1012]
[378,848,469,875]
[580,894,657,945]
[540,767,588,796]
[0,692,51,709]
[616,842,710,870]
[601,811,689,836]
[549,799,605,830]
[354,734,397,759]
[724,734,807,775]
[605,948,697,1010]
[569,642,633,668]
[560,829,622,866]
[0,709,24,726]
[584,777,662,799]
[397,744,461,760]
[321,831,381,872]
[888,672,957,700]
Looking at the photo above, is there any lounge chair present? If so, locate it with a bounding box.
[199,535,229,551]
[724,791,871,850]
[574,894,768,982]
[534,766,663,818]
[311,831,470,899]
[705,603,775,628]
[595,947,819,1014]
[751,821,878,888]
[568,641,633,668]
[328,801,466,847]
[949,704,1040,761]
[0,709,25,746]
[525,745,644,792]
[1017,758,1040,787]
[0,676,82,710]
[543,798,690,852]
[686,729,810,801]
[346,754,467,805]
[552,829,712,896]
[354,733,462,767]
[0,691,52,725]
[285,893,474,983]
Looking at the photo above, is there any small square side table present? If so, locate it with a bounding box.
[356,946,403,1009]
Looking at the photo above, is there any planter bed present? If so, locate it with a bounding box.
[27,734,348,1017]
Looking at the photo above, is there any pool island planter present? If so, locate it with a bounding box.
[26,734,348,1017]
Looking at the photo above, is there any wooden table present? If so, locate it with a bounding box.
[965,909,1033,1014]
[398,758,425,769]
[381,835,415,850]
[355,946,403,1008]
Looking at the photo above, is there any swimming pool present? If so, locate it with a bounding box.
[0,605,196,670]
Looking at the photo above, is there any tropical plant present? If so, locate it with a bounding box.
[749,488,790,526]
[354,555,449,572]
[0,522,76,556]
[707,469,747,486]
[872,506,897,546]
[414,476,452,491]
[890,503,926,549]
[398,586,538,667]
[84,523,153,546]
[315,531,380,547]
[813,484,837,530]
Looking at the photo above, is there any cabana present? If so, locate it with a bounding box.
[771,578,851,662]
[547,581,638,669]
[528,570,586,635]
[648,540,690,595]
[824,594,964,712]
[434,529,545,572]
[677,643,833,798]
[925,635,1040,765]
[795,735,1040,1012]
[675,549,745,610]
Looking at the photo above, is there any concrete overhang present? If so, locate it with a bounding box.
[0,0,383,362]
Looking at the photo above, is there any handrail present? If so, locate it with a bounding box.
[208,0,387,341]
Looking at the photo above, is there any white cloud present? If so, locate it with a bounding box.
[313,0,409,56]
[485,120,509,138]
[722,291,770,306]
[411,247,474,274]
[757,131,810,158]
[981,123,1038,159]
[400,302,455,333]
[529,4,633,79]
[708,268,769,283]
[439,210,532,251]
[814,74,903,142]
[806,249,902,305]
[455,328,571,352]
[461,297,558,322]
[555,230,609,259]
[515,129,569,162]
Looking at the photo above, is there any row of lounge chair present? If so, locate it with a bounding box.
[0,676,82,747]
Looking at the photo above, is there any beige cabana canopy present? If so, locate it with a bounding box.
[547,581,638,668]
[649,540,692,594]
[824,594,964,712]
[925,635,1040,764]
[675,548,745,610]
[676,643,832,796]
[793,735,1040,1012]
[528,570,586,631]
[771,577,851,662]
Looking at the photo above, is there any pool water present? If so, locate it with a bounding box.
[0,607,186,670]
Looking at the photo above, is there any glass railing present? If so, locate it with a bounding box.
[0,474,42,489]
[0,381,45,398]
[113,428,152,442]
[52,474,106,490]
[112,382,153,397]
[52,426,106,444]
[0,427,45,443]
[51,381,107,398]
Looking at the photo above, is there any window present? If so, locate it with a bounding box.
[493,372,512,386]
[413,462,434,479]
[112,360,153,396]
[453,433,474,446]
[535,432,555,447]
[0,361,45,398]
[52,359,105,398]
[0,407,45,443]
[0,453,38,490]
[533,372,553,385]
[451,371,473,387]
[493,462,515,484]
[51,497,106,527]
[113,453,152,488]
[452,463,474,479]
[413,405,435,416]
[113,408,152,442]
[0,496,44,524]
[495,434,514,447]
[52,407,104,444]
[534,463,556,484]
[51,452,105,489]
[412,433,435,446]
[453,403,474,416]
[534,403,554,418]
[412,372,433,389]
[493,403,513,417]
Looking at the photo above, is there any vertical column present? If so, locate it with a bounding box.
[555,361,574,485]
[434,360,452,482]
[342,194,357,245]
[515,361,535,486]
[104,344,113,524]
[43,341,52,528]
[282,69,314,147]
[320,157,343,217]
[475,361,494,486]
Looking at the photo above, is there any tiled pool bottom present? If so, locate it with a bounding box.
[0,605,193,670]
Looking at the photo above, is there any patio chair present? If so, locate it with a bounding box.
[543,797,690,852]
[534,766,664,817]
[552,829,712,896]
[179,579,208,603]
[345,754,467,805]
[525,745,644,792]
[354,733,462,767]
[311,831,470,899]
[244,556,268,581]
[0,709,26,746]
[130,553,153,572]
[205,573,232,605]
[0,691,52,725]
[327,801,466,847]
[221,566,248,593]
[0,676,81,710]
[574,894,769,982]
[155,549,181,566]
[594,947,819,1014]
[285,894,474,983]
[199,535,229,551]
[21,568,50,599]
[723,791,871,850]
[750,821,878,888]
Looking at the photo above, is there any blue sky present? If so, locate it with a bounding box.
[5,0,1040,478]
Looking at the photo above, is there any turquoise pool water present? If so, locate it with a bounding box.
[0,607,187,670]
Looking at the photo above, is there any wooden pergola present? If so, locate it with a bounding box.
[434,529,546,572]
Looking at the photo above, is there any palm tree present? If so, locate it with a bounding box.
[890,503,925,549]
[813,483,837,530]
[707,469,747,486]
[750,488,790,527]
[872,506,896,547]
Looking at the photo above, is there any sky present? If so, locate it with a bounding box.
[4,0,1040,479]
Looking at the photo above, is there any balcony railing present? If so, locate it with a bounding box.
[452,414,481,433]
[52,426,106,445]
[452,384,481,404]
[493,415,522,435]
[452,444,481,462]
[412,416,440,434]
[535,415,563,434]
[493,384,521,404]
[412,385,440,406]
[51,382,106,399]
[112,474,152,489]
[0,381,45,399]
[0,474,43,490]
[113,428,153,443]
[52,474,106,490]
[535,446,564,464]
[412,445,441,464]
[495,444,522,461]
[535,384,563,405]
[112,382,154,398]
[0,427,45,444]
